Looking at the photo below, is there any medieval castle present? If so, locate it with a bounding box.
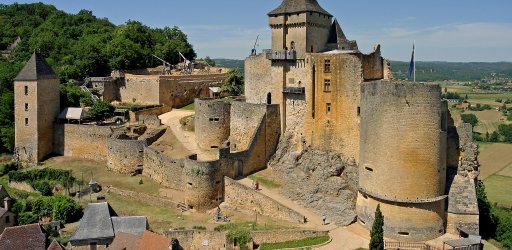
[13,0,480,244]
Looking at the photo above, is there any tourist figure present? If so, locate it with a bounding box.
[322,215,326,225]
[255,180,260,190]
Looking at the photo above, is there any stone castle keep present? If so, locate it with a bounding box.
[14,0,480,243]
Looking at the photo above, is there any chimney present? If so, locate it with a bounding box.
[4,197,12,211]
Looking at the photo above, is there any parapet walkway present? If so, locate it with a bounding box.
[237,178,370,250]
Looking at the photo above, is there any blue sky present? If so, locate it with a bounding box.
[2,0,512,62]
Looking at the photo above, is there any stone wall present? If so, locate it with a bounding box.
[54,124,112,161]
[229,102,267,152]
[251,230,329,245]
[164,230,230,250]
[107,137,146,174]
[361,45,384,81]
[305,53,363,162]
[143,147,184,190]
[195,99,231,149]
[224,177,305,224]
[158,74,226,108]
[128,106,171,122]
[244,52,273,104]
[120,75,160,105]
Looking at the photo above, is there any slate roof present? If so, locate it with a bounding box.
[70,202,117,242]
[0,223,46,250]
[111,216,148,236]
[268,0,332,17]
[327,19,347,44]
[108,232,142,250]
[14,52,57,81]
[47,240,65,250]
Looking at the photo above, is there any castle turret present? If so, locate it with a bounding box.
[357,80,448,241]
[14,52,60,164]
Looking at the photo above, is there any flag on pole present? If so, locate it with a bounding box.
[407,42,415,81]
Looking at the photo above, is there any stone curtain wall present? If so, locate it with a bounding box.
[251,230,328,245]
[143,147,184,190]
[107,138,146,174]
[54,124,112,161]
[229,102,267,152]
[159,74,226,108]
[224,177,305,224]
[244,52,273,104]
[120,75,160,105]
[164,230,229,250]
[37,78,61,161]
[128,106,171,122]
[194,99,231,149]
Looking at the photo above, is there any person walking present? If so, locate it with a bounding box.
[322,214,327,225]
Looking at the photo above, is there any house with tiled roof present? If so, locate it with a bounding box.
[69,202,149,249]
[0,189,15,233]
[47,240,65,250]
[0,223,46,250]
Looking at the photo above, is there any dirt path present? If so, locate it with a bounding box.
[238,178,369,250]
[159,110,217,161]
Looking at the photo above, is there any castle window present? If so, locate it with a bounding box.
[365,167,374,172]
[25,118,29,126]
[326,103,331,113]
[25,103,29,111]
[24,86,28,95]
[311,45,314,53]
[359,218,366,225]
[291,41,296,51]
[357,107,361,116]
[209,117,220,122]
[398,232,410,236]
[324,59,331,73]
[324,79,331,92]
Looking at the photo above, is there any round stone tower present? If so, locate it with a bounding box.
[194,98,231,150]
[357,80,448,242]
[183,155,224,211]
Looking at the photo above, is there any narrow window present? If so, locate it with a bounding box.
[5,216,9,223]
[25,118,29,126]
[398,232,410,236]
[326,103,331,113]
[324,59,331,73]
[365,167,374,172]
[324,79,331,92]
[24,86,28,95]
[357,107,361,116]
[311,45,314,53]
[25,103,29,111]
[187,182,193,186]
[267,93,272,104]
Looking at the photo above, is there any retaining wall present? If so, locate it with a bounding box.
[251,230,329,245]
[54,124,112,161]
[143,147,184,190]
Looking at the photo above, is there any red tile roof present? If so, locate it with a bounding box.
[0,223,46,250]
[137,230,170,250]
[47,240,65,250]
[109,231,142,250]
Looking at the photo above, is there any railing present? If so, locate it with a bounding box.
[81,78,100,102]
[266,50,297,60]
[283,87,305,94]
[385,241,441,250]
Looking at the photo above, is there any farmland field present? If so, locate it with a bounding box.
[479,143,512,206]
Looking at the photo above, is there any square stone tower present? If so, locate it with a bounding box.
[14,52,60,164]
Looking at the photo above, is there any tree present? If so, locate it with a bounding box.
[498,124,512,143]
[461,114,479,127]
[89,100,114,121]
[17,212,39,225]
[204,56,216,67]
[490,131,500,143]
[220,69,244,96]
[370,204,384,250]
[52,196,82,223]
[33,180,52,196]
[476,181,496,238]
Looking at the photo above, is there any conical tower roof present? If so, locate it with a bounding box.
[14,52,57,81]
[327,19,347,44]
[268,0,332,17]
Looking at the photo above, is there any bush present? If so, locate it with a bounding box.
[17,212,39,225]
[88,100,115,121]
[192,225,206,230]
[33,180,52,196]
[0,161,18,176]
[28,196,82,224]
[496,98,503,103]
[227,228,251,249]
[461,114,479,126]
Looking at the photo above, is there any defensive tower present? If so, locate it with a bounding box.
[14,52,60,164]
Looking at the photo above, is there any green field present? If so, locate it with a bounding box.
[259,235,331,250]
[483,175,512,206]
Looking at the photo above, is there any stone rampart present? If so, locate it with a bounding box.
[159,73,226,108]
[128,106,171,122]
[195,99,231,149]
[224,177,304,224]
[251,230,328,245]
[229,101,268,152]
[120,75,160,105]
[183,155,224,211]
[361,45,384,81]
[143,147,184,190]
[107,137,146,174]
[164,230,230,250]
[54,124,112,161]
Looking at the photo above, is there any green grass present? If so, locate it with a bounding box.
[259,236,330,250]
[497,163,512,177]
[483,174,512,206]
[247,174,281,189]
[180,103,195,110]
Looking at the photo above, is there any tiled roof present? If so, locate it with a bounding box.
[0,223,46,250]
[47,240,65,250]
[112,216,148,236]
[14,52,57,81]
[137,230,171,250]
[70,202,117,242]
[109,232,142,250]
[268,0,332,17]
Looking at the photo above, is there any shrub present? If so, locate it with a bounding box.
[17,212,39,225]
[28,196,82,224]
[192,225,206,230]
[0,161,18,176]
[461,114,479,126]
[227,228,251,249]
[88,100,115,121]
[33,180,52,196]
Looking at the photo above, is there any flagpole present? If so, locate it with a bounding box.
[413,40,416,83]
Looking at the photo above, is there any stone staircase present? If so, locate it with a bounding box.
[177,201,189,212]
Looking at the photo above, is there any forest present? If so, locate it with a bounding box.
[0,3,197,154]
